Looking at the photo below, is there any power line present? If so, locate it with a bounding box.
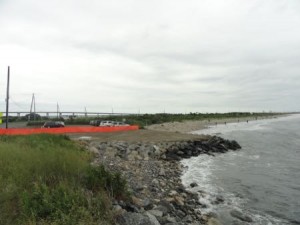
[10,97,27,111]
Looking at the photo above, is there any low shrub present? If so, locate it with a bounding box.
[84,165,128,199]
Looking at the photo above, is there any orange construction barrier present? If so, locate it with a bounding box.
[0,125,139,135]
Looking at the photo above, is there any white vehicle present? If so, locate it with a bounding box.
[99,121,114,127]
[99,121,129,127]
[113,122,130,126]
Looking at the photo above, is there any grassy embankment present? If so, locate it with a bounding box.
[26,112,282,128]
[0,134,128,225]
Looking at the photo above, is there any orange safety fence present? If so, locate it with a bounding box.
[0,125,139,135]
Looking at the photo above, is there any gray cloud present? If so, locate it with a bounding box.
[0,0,300,113]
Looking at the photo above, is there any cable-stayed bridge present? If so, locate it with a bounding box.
[1,111,136,118]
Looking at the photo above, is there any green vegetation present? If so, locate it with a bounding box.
[110,112,280,128]
[25,112,281,128]
[0,134,128,225]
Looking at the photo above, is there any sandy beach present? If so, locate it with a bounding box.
[146,115,281,134]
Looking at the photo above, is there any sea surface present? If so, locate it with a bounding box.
[181,114,300,225]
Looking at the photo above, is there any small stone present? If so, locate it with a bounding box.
[174,196,185,206]
[165,197,174,202]
[152,179,159,185]
[160,181,166,187]
[169,190,178,196]
[147,209,164,218]
[159,168,166,176]
[132,196,143,205]
[113,204,123,212]
[167,216,177,223]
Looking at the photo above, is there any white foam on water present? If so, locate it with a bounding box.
[181,154,247,214]
[250,211,290,225]
[248,154,260,160]
[181,153,291,224]
[181,155,217,213]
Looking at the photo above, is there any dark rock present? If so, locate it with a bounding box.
[122,202,140,213]
[165,152,181,160]
[207,211,219,218]
[190,182,198,188]
[230,209,253,222]
[143,198,154,210]
[154,205,169,216]
[231,140,241,149]
[176,186,185,193]
[164,136,241,161]
[216,195,224,203]
[212,195,225,205]
[176,209,186,218]
[182,215,193,223]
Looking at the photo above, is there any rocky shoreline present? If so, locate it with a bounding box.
[84,135,241,225]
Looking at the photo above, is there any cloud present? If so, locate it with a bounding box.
[0,0,300,113]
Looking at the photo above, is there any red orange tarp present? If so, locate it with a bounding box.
[0,126,139,135]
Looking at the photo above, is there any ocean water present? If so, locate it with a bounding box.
[181,114,300,225]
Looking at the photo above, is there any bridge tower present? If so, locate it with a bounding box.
[29,93,36,121]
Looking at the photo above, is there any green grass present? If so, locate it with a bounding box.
[0,134,128,225]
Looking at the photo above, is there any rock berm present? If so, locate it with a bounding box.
[87,136,241,225]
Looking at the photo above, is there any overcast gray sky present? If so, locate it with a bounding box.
[1,0,299,113]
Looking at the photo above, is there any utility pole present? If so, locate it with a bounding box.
[57,103,60,118]
[5,66,10,129]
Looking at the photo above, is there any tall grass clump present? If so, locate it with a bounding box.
[0,134,128,225]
